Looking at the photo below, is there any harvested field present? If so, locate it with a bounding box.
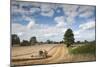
[11,44,96,66]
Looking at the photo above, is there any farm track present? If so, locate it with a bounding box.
[12,45,68,65]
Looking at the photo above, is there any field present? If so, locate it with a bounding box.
[11,44,96,66]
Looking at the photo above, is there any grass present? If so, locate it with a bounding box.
[68,44,96,55]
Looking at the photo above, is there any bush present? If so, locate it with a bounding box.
[20,40,30,46]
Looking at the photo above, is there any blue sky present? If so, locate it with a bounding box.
[11,1,96,42]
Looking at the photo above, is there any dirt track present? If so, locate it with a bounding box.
[12,44,96,66]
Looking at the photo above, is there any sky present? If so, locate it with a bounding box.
[11,1,96,42]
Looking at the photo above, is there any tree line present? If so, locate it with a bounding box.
[12,28,95,47]
[12,34,37,46]
[11,34,64,46]
[11,28,74,46]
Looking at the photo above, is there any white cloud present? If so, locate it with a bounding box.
[79,21,95,30]
[12,2,95,42]
[74,21,95,41]
[22,16,39,29]
[56,9,61,13]
[79,10,94,18]
[29,7,40,13]
[27,21,35,29]
[74,30,95,41]
[78,6,95,18]
[12,23,28,41]
[40,3,52,12]
[12,20,67,42]
[12,2,56,17]
[12,23,27,33]
[40,3,55,17]
[78,6,95,13]
[61,5,78,16]
[41,9,54,17]
[66,16,74,25]
[60,4,79,24]
[59,5,95,25]
[41,27,66,41]
[12,1,41,18]
[54,16,67,27]
[17,32,24,36]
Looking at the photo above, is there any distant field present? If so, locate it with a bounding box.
[11,44,96,66]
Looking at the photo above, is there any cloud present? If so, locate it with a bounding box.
[40,3,56,17]
[74,30,95,41]
[59,4,95,25]
[56,9,61,13]
[29,7,40,13]
[17,32,24,36]
[78,6,95,13]
[12,23,27,33]
[12,23,27,41]
[22,16,40,29]
[12,1,56,18]
[27,20,35,29]
[41,9,54,17]
[78,6,95,18]
[61,4,78,15]
[74,20,95,41]
[79,11,94,18]
[12,1,41,19]
[23,16,37,29]
[12,1,95,19]
[79,21,95,30]
[11,2,96,42]
[54,16,67,27]
[59,4,79,25]
[12,20,67,42]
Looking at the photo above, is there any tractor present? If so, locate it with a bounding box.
[39,49,48,58]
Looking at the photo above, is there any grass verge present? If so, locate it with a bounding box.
[68,44,96,55]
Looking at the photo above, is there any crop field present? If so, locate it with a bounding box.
[11,44,96,66]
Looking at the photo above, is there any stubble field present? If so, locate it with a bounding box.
[11,44,96,66]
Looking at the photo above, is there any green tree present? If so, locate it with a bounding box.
[46,40,53,44]
[30,36,37,45]
[77,41,81,44]
[12,34,20,46]
[46,40,51,44]
[84,40,88,43]
[64,28,74,47]
[60,41,64,44]
[20,40,29,46]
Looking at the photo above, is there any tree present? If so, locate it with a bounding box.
[12,34,20,45]
[20,40,29,46]
[46,40,54,44]
[64,28,74,47]
[30,36,37,45]
[76,41,81,44]
[84,40,88,43]
[60,41,64,44]
[46,40,51,44]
